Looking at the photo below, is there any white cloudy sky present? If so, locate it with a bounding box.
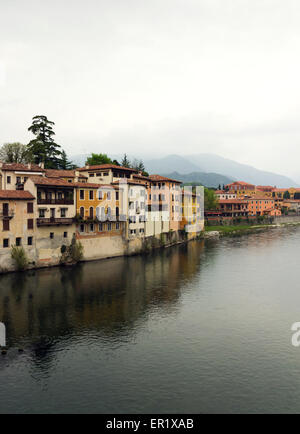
[1,0,300,178]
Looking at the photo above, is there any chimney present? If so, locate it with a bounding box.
[85,165,90,169]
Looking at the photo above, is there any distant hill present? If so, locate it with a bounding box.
[184,153,298,188]
[144,154,202,174]
[161,171,234,188]
[70,152,298,188]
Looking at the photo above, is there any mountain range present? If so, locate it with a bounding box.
[71,153,298,188]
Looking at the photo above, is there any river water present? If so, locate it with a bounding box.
[1,226,300,414]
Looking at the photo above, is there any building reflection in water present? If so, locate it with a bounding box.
[0,240,206,362]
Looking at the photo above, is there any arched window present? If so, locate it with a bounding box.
[89,207,94,219]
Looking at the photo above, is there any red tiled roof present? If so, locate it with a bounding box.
[111,180,147,187]
[1,163,45,172]
[28,176,75,187]
[45,169,76,178]
[246,196,274,201]
[0,190,35,200]
[78,164,138,172]
[226,181,255,187]
[74,182,119,189]
[219,199,248,204]
[149,174,182,184]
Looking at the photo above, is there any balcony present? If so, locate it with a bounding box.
[0,209,15,219]
[37,198,74,205]
[37,218,74,226]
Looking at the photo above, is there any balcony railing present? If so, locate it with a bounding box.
[0,210,15,219]
[37,218,73,226]
[37,198,74,205]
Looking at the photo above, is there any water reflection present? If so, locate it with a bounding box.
[0,240,206,357]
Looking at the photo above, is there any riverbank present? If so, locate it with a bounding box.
[204,220,300,237]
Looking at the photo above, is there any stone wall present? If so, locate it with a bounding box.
[0,228,201,273]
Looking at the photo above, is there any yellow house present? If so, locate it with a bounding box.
[75,183,125,238]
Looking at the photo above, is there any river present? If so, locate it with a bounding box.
[1,226,300,413]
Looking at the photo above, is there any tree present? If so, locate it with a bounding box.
[85,153,112,166]
[204,188,219,210]
[27,115,63,168]
[0,142,33,164]
[283,190,290,200]
[121,154,130,168]
[131,158,148,175]
[59,150,77,170]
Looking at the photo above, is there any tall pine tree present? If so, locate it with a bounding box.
[27,115,63,169]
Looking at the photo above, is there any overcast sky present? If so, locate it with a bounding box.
[1,0,300,178]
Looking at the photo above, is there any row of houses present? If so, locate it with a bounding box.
[0,162,204,271]
[208,181,300,219]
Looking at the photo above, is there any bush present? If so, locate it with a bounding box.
[61,237,83,264]
[69,241,83,262]
[11,246,28,271]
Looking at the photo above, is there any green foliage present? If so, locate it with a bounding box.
[204,188,219,210]
[121,154,131,168]
[0,142,33,164]
[86,153,114,166]
[59,150,77,170]
[61,237,83,264]
[11,246,28,271]
[69,241,83,262]
[27,115,63,169]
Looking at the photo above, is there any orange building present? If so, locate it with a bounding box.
[246,196,281,216]
[226,181,256,196]
[75,183,125,238]
[218,199,249,217]
[149,175,182,231]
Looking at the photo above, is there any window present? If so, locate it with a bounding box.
[89,190,94,200]
[28,237,33,246]
[27,202,33,213]
[3,239,9,248]
[89,173,95,177]
[80,207,85,218]
[130,229,136,235]
[80,224,85,233]
[80,190,85,200]
[107,223,112,231]
[99,223,103,231]
[2,203,8,217]
[139,228,144,233]
[16,237,21,246]
[63,232,67,238]
[39,209,45,218]
[89,207,94,219]
[61,208,67,218]
[103,172,109,176]
[116,191,119,201]
[116,223,120,230]
[98,191,103,200]
[7,176,11,184]
[50,232,54,239]
[16,176,21,184]
[107,192,111,200]
[3,219,9,231]
[89,223,94,232]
